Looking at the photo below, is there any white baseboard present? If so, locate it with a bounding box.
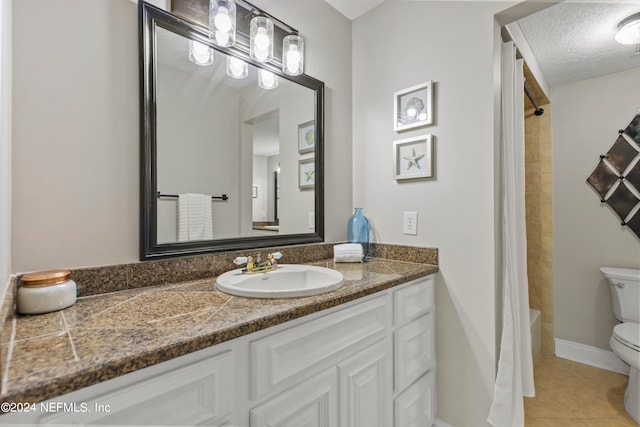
[433,418,454,427]
[555,338,630,375]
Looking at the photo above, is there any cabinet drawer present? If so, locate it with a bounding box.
[39,350,234,426]
[394,370,435,427]
[394,313,435,392]
[393,276,434,326]
[251,295,391,399]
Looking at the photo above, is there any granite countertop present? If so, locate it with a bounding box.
[1,258,437,404]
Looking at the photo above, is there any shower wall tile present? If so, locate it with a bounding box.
[526,102,554,355]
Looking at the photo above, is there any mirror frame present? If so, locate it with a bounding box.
[139,2,325,260]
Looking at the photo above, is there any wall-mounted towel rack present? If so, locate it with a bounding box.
[157,191,229,201]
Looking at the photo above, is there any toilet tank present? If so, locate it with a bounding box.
[600,267,640,323]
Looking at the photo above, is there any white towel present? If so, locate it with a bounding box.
[334,243,363,263]
[177,193,213,242]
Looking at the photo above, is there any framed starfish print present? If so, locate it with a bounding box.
[298,158,315,189]
[393,134,434,180]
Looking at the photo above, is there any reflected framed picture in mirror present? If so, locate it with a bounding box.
[394,81,434,132]
[299,158,315,189]
[298,120,315,154]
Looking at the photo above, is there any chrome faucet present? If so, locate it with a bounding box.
[233,252,282,274]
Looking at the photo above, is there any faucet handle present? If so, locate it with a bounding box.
[271,252,283,260]
[233,256,248,266]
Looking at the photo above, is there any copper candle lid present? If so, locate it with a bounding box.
[21,270,72,288]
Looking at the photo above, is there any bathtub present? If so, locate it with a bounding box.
[530,308,542,364]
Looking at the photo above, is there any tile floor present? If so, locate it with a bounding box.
[525,354,638,426]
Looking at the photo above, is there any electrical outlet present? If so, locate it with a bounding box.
[403,211,418,235]
[308,211,315,229]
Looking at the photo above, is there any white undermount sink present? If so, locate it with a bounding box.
[215,264,344,299]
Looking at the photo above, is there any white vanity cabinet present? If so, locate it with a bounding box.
[10,276,435,427]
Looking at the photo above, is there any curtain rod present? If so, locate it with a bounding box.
[524,82,544,116]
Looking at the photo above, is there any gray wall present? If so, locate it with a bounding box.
[156,63,241,242]
[353,2,505,426]
[552,67,640,350]
[10,0,352,273]
[0,0,10,294]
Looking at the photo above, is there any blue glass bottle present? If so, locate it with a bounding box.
[347,208,370,259]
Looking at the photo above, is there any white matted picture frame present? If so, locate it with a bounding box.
[393,81,434,132]
[393,134,434,180]
[298,158,315,189]
[298,120,315,154]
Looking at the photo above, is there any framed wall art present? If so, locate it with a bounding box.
[298,120,315,154]
[394,81,434,132]
[393,134,434,180]
[298,158,315,189]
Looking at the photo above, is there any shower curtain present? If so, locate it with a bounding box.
[487,41,535,427]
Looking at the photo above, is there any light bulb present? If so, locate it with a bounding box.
[226,56,248,79]
[286,46,300,72]
[259,69,278,90]
[254,28,270,50]
[254,48,269,62]
[406,107,417,119]
[215,30,230,46]
[189,40,214,66]
[418,112,427,121]
[615,17,640,45]
[214,7,232,32]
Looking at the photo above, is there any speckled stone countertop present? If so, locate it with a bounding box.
[1,257,437,404]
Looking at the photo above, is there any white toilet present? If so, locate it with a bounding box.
[601,266,640,423]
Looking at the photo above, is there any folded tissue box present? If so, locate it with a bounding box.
[334,243,364,263]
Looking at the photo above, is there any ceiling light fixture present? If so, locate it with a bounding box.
[250,16,274,63]
[209,0,237,47]
[282,34,304,76]
[615,12,640,45]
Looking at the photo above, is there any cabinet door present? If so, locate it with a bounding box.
[394,313,435,392]
[39,350,234,426]
[250,367,338,427]
[394,371,435,427]
[337,338,392,427]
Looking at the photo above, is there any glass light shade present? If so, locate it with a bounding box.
[282,34,304,76]
[258,69,278,90]
[226,56,248,79]
[250,16,274,63]
[209,0,236,47]
[188,40,215,66]
[615,14,640,45]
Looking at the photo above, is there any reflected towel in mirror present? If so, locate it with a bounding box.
[178,193,213,242]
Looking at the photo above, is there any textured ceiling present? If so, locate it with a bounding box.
[517,0,640,87]
[323,0,640,88]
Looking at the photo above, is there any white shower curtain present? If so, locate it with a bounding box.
[487,41,535,427]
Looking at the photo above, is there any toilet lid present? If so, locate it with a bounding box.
[613,323,640,351]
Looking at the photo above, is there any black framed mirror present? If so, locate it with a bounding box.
[140,2,324,260]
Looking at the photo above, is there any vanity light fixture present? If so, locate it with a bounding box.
[188,40,215,66]
[250,16,274,63]
[258,69,278,90]
[282,34,304,76]
[209,0,237,47]
[615,12,640,45]
[226,55,248,78]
